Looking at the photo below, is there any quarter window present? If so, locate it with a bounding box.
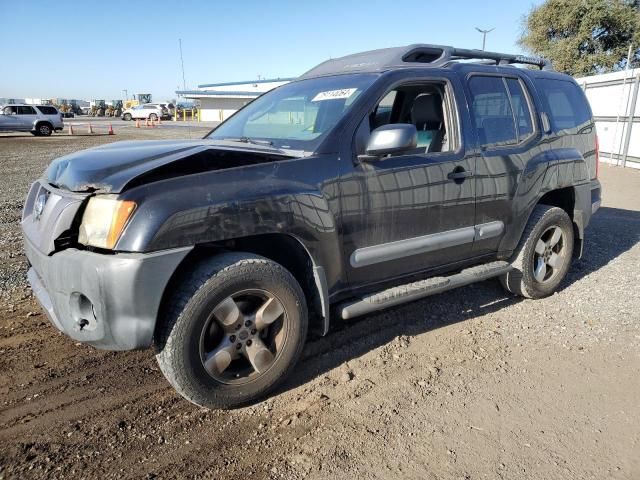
[537,79,592,130]
[37,106,58,115]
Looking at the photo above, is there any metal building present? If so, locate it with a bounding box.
[576,68,640,169]
[176,78,293,122]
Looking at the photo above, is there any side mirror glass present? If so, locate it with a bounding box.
[361,124,418,160]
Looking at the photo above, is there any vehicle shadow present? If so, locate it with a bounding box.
[277,206,640,397]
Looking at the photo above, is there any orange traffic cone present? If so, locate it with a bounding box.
[145,118,150,127]
[68,124,74,135]
[135,118,140,128]
[157,116,162,125]
[87,123,93,134]
[108,124,115,135]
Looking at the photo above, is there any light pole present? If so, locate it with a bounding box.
[475,27,495,51]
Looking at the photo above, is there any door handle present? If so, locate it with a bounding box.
[447,168,473,181]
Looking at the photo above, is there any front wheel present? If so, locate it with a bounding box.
[149,113,158,121]
[155,253,308,409]
[500,205,574,299]
[122,113,132,121]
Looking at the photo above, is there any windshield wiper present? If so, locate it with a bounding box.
[223,136,274,147]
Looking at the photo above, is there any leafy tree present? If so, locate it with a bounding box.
[519,0,640,76]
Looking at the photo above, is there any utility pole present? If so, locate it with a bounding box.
[179,38,187,91]
[475,27,495,50]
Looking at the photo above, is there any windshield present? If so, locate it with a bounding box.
[206,74,377,152]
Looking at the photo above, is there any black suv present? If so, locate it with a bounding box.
[22,45,601,408]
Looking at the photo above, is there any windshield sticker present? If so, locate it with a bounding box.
[312,88,357,102]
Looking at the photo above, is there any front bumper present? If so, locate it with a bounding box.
[24,235,191,350]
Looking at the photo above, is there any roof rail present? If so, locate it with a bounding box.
[299,44,553,79]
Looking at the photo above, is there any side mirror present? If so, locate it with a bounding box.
[360,124,418,160]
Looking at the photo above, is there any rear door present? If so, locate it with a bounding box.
[464,73,539,255]
[17,105,38,130]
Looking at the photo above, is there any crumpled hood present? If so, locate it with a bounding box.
[44,139,292,193]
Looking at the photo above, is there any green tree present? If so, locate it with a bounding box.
[519,0,640,76]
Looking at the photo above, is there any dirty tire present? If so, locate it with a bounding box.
[149,113,158,121]
[155,252,307,409]
[123,113,132,121]
[500,205,574,299]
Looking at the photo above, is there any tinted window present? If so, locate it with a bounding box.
[468,76,516,146]
[538,79,591,130]
[17,106,37,115]
[506,78,533,140]
[37,106,57,115]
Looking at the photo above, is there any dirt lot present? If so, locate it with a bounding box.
[1,129,639,480]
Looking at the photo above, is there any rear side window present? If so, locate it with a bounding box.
[505,78,533,139]
[538,79,591,130]
[468,76,517,146]
[17,106,37,115]
[37,106,58,115]
[468,75,535,147]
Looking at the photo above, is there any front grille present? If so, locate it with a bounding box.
[21,181,87,256]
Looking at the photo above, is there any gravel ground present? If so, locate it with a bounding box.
[0,130,638,480]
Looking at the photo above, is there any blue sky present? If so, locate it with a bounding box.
[0,0,542,101]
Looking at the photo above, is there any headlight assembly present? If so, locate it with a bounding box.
[78,195,136,249]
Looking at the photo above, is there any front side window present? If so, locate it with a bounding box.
[207,74,378,152]
[366,81,457,153]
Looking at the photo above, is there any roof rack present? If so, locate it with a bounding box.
[299,44,553,79]
[443,46,552,70]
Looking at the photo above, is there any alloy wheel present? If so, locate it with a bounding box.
[199,289,287,384]
[532,225,566,284]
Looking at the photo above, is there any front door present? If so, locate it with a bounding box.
[340,76,478,287]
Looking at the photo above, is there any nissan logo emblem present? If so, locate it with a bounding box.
[34,193,48,220]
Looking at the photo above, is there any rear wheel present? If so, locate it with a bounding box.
[123,113,132,121]
[155,253,308,409]
[35,123,52,136]
[149,113,158,121]
[500,205,574,299]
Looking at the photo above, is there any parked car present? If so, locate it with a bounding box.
[121,104,164,121]
[22,44,601,409]
[149,102,174,120]
[0,104,64,136]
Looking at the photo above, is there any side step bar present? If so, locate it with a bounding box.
[339,261,512,320]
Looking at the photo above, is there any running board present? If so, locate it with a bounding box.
[339,261,512,320]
